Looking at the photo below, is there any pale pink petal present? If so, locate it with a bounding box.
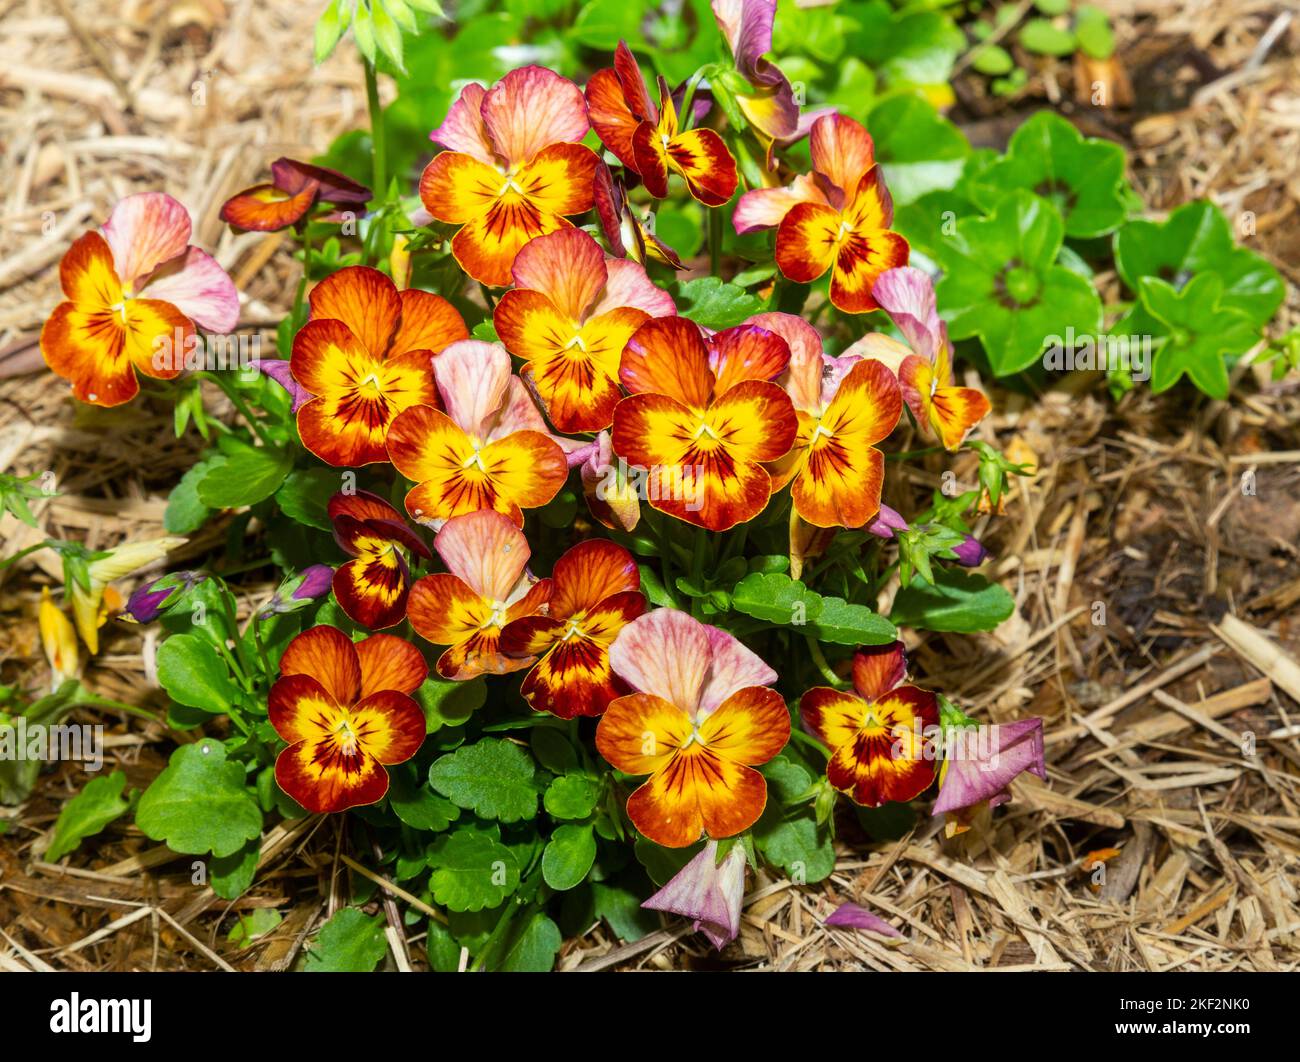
[779,105,836,148]
[698,623,778,717]
[593,259,676,318]
[872,266,942,361]
[481,66,589,169]
[824,902,902,937]
[511,227,607,322]
[102,192,192,290]
[609,607,711,713]
[746,311,824,412]
[433,509,529,602]
[430,82,496,165]
[809,114,875,196]
[643,840,746,951]
[732,174,826,234]
[818,352,865,408]
[931,718,1046,816]
[140,247,239,333]
[433,340,512,438]
[841,332,912,377]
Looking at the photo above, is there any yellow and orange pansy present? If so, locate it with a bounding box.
[385,340,574,527]
[733,114,909,313]
[586,42,738,207]
[611,316,797,532]
[291,265,468,467]
[596,608,789,848]
[328,490,431,630]
[269,625,428,814]
[220,157,370,232]
[493,228,675,433]
[419,66,599,287]
[749,312,902,528]
[41,193,239,406]
[406,510,552,681]
[799,641,939,808]
[872,267,991,452]
[500,539,645,719]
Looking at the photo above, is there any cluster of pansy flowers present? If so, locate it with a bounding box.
[35,0,1046,947]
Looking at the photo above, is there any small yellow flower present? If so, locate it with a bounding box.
[39,588,80,689]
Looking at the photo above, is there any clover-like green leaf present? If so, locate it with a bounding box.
[426,828,520,913]
[1136,274,1260,399]
[869,94,971,206]
[968,111,1129,238]
[497,911,562,972]
[1114,200,1284,326]
[45,770,130,862]
[428,738,539,822]
[544,773,600,821]
[675,277,764,330]
[541,822,598,891]
[156,632,240,715]
[890,570,1015,633]
[135,741,262,858]
[730,571,823,626]
[810,596,897,646]
[934,190,1103,375]
[303,907,388,972]
[197,436,293,509]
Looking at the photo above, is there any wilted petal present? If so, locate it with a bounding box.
[931,718,1046,816]
[824,901,902,937]
[643,840,748,950]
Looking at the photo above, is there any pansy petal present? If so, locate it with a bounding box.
[430,82,495,164]
[613,41,657,123]
[514,142,600,219]
[732,174,826,234]
[267,673,336,745]
[931,718,1045,816]
[307,265,400,360]
[586,66,641,170]
[708,324,790,391]
[419,150,503,225]
[450,197,569,289]
[437,627,532,681]
[279,625,361,705]
[697,685,789,763]
[594,258,676,317]
[871,265,942,361]
[667,127,739,207]
[433,508,530,601]
[510,227,607,322]
[549,538,641,618]
[407,572,492,649]
[40,302,138,407]
[332,550,410,630]
[432,339,512,438]
[481,65,590,169]
[275,738,389,814]
[389,413,506,525]
[608,607,710,712]
[851,641,907,701]
[355,632,430,698]
[746,311,825,413]
[328,489,403,527]
[775,200,840,284]
[931,384,992,452]
[513,597,640,719]
[843,332,913,377]
[122,298,190,380]
[270,158,370,204]
[619,315,713,407]
[58,230,122,309]
[824,685,939,807]
[349,689,427,765]
[809,114,875,195]
[829,229,909,315]
[141,247,239,333]
[799,687,867,751]
[479,431,569,512]
[390,289,469,358]
[101,192,191,288]
[220,182,318,232]
[596,691,694,775]
[698,625,779,714]
[694,757,769,842]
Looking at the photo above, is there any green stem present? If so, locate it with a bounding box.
[789,726,830,760]
[709,205,724,278]
[204,372,271,446]
[689,525,708,619]
[365,60,387,207]
[805,635,844,688]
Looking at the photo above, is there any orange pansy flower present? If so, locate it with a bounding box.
[733,114,909,313]
[749,312,902,528]
[385,340,573,527]
[291,265,468,467]
[418,66,599,287]
[597,608,789,848]
[41,193,239,406]
[221,157,370,232]
[610,316,797,532]
[586,42,738,207]
[799,641,939,808]
[493,228,675,433]
[270,625,427,814]
[406,510,552,681]
[328,490,432,630]
[500,539,645,719]
[873,267,991,451]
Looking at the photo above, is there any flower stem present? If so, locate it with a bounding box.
[709,205,724,278]
[805,635,844,688]
[365,60,387,207]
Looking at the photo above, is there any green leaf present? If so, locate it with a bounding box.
[1114,200,1284,327]
[45,770,129,862]
[1019,18,1075,55]
[497,911,562,971]
[197,440,293,509]
[730,571,822,625]
[227,908,282,948]
[868,95,970,206]
[967,111,1129,238]
[934,190,1103,375]
[971,44,1014,76]
[754,806,834,883]
[530,728,578,775]
[416,674,487,732]
[275,468,340,531]
[890,570,1015,632]
[811,596,897,646]
[1075,4,1115,59]
[136,741,262,858]
[676,277,764,330]
[303,907,388,971]
[428,739,539,822]
[544,773,600,820]
[1136,274,1259,399]
[164,459,215,535]
[426,828,520,912]
[313,0,349,64]
[156,632,239,714]
[593,878,660,942]
[568,0,644,49]
[542,822,597,891]
[211,836,260,899]
[389,767,460,831]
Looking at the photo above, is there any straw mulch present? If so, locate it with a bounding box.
[1,0,1298,972]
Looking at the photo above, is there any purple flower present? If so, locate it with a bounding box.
[949,533,989,567]
[255,358,312,412]
[824,901,902,937]
[642,840,747,950]
[259,564,334,617]
[865,503,908,540]
[711,0,802,160]
[931,717,1046,817]
[124,571,204,623]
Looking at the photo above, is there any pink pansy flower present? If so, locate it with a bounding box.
[41,193,239,406]
[932,717,1046,827]
[493,227,675,433]
[643,840,748,950]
